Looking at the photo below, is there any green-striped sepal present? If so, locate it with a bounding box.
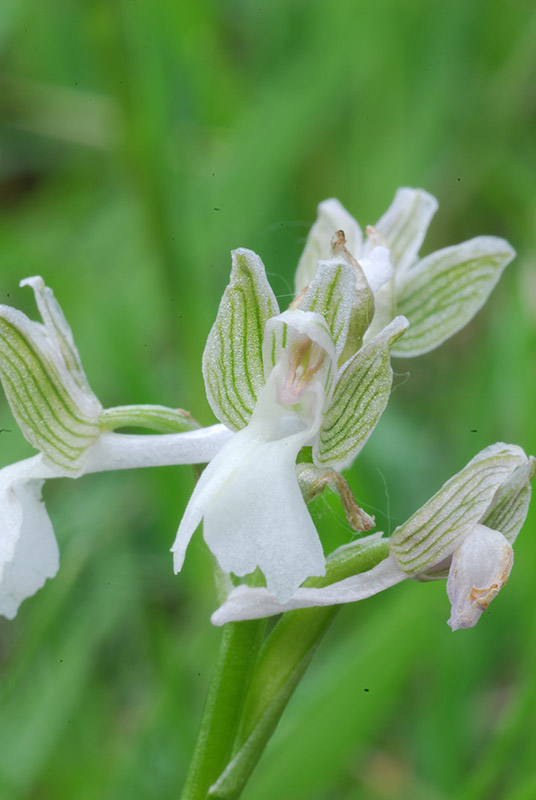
[0,277,101,474]
[390,443,531,577]
[297,258,356,359]
[202,248,279,431]
[392,237,515,357]
[314,315,409,470]
[373,187,438,275]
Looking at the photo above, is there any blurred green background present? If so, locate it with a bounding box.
[1,1,535,798]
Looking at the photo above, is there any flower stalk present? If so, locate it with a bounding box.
[180,619,266,800]
[205,537,388,799]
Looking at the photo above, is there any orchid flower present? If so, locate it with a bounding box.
[171,248,409,603]
[0,278,232,617]
[297,189,516,355]
[213,443,535,630]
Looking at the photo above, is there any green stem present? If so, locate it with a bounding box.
[180,619,266,800]
[210,539,389,799]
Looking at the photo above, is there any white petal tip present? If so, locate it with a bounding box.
[318,197,344,213]
[171,547,185,574]
[19,276,44,290]
[447,610,482,631]
[359,246,394,293]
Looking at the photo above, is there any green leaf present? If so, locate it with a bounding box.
[392,236,515,357]
[390,443,529,575]
[298,259,355,358]
[203,248,279,431]
[314,316,409,470]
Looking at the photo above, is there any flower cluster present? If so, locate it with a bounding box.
[0,187,532,631]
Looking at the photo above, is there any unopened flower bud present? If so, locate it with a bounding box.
[447,525,513,630]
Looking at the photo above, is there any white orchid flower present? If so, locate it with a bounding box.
[172,248,408,603]
[0,278,232,617]
[213,443,534,629]
[296,189,516,355]
[0,423,232,620]
[0,456,59,619]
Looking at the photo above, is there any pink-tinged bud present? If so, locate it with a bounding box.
[447,524,513,631]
